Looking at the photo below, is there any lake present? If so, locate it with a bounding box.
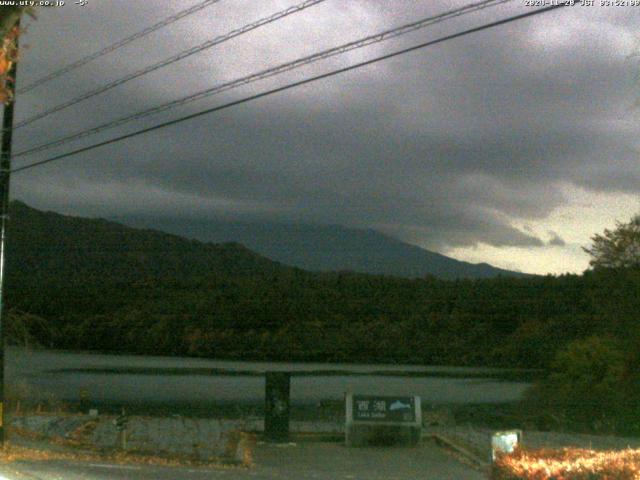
[5,347,531,414]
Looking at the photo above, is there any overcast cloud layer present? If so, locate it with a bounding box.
[9,0,640,274]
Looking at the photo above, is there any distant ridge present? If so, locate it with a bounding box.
[114,216,528,280]
[6,200,290,284]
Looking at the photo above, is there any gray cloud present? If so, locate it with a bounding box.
[547,230,566,247]
[9,0,640,253]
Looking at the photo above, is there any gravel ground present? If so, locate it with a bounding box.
[11,414,249,460]
[6,414,485,479]
[9,413,345,461]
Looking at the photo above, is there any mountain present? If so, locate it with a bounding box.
[6,201,290,286]
[113,216,527,280]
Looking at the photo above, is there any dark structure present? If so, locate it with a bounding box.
[264,372,290,442]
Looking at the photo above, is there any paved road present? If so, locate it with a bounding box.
[0,440,485,479]
[0,461,242,479]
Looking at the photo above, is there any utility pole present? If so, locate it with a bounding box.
[0,17,20,447]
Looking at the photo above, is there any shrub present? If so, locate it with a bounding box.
[524,336,628,432]
[491,447,640,480]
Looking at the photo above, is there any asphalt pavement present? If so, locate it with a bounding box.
[0,439,485,479]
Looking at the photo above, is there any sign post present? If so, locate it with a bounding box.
[264,372,290,443]
[114,408,129,450]
[79,388,90,414]
[345,393,421,447]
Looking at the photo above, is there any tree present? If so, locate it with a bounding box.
[0,8,23,38]
[0,7,33,104]
[0,14,19,103]
[583,214,640,270]
[0,7,36,103]
[525,336,628,432]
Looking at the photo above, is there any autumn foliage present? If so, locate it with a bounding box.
[491,447,640,480]
[0,5,32,104]
[0,24,19,104]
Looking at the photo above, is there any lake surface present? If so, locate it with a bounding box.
[6,348,531,410]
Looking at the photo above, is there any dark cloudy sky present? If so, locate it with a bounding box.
[9,0,640,274]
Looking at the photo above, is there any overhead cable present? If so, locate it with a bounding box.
[12,0,327,129]
[18,0,224,94]
[14,0,512,159]
[12,5,567,174]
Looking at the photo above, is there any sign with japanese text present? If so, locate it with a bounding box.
[351,395,416,422]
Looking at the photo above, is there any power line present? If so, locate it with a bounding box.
[12,0,327,131]
[18,0,224,95]
[14,0,512,160]
[12,4,567,174]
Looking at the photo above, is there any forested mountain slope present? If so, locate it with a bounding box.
[5,201,638,368]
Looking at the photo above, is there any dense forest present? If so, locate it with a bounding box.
[5,201,638,373]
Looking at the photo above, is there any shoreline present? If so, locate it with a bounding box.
[7,346,543,380]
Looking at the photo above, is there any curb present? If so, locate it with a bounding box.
[248,431,344,443]
[429,433,489,469]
